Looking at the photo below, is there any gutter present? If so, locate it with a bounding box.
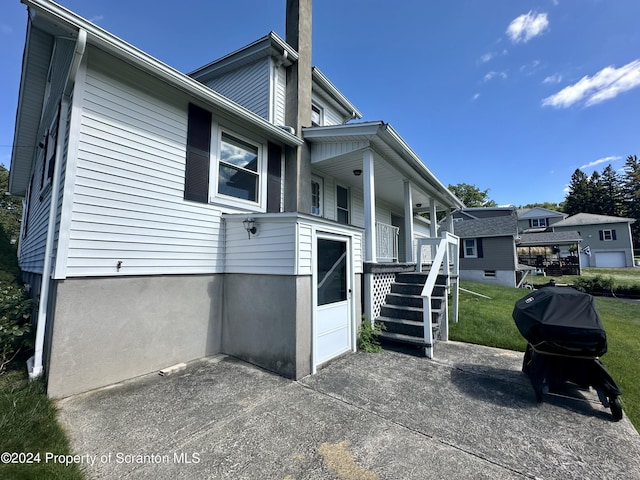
[29,28,86,380]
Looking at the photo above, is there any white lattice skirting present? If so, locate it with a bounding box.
[372,272,396,319]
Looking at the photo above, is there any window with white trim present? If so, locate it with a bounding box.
[311,104,323,127]
[336,185,350,224]
[530,218,547,228]
[311,175,323,216]
[602,229,614,241]
[464,239,477,258]
[217,132,261,203]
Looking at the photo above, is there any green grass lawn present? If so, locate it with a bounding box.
[451,280,640,429]
[0,369,85,480]
[529,266,640,287]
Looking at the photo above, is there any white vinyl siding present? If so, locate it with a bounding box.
[202,59,270,121]
[311,93,347,126]
[18,36,75,275]
[63,48,225,277]
[224,218,297,275]
[273,64,287,126]
[224,214,362,276]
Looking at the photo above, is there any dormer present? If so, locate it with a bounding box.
[188,32,361,130]
[189,32,298,126]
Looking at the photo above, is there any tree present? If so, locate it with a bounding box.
[563,169,591,216]
[519,202,563,211]
[599,164,624,217]
[587,170,606,214]
[0,166,22,242]
[623,155,640,247]
[448,183,497,207]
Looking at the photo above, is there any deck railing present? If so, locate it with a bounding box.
[416,231,460,358]
[375,222,399,262]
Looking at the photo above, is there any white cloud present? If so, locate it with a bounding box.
[520,60,541,74]
[89,15,104,23]
[543,73,563,84]
[479,53,493,64]
[542,60,640,108]
[579,155,622,170]
[472,93,481,101]
[506,11,549,43]
[484,71,507,82]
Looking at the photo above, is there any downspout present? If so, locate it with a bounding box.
[29,28,86,379]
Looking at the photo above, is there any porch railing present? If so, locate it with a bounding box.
[376,222,399,262]
[416,231,460,358]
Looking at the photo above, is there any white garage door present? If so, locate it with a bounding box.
[595,251,626,268]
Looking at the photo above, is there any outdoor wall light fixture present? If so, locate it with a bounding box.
[353,169,362,176]
[243,217,257,239]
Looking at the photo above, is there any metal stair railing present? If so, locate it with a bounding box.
[416,231,460,358]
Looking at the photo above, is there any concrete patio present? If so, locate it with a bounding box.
[57,341,640,479]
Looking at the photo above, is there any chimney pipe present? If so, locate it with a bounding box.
[284,0,313,213]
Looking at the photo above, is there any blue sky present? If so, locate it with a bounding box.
[2,0,639,206]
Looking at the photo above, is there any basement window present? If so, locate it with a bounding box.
[484,270,496,277]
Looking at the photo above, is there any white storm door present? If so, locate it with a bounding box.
[315,235,352,367]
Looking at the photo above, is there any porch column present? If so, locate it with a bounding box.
[429,199,438,257]
[363,149,376,323]
[363,149,376,262]
[445,210,454,233]
[403,180,414,263]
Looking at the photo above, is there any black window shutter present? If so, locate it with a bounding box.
[47,103,62,182]
[612,229,617,240]
[459,241,465,258]
[529,219,532,228]
[184,103,212,203]
[599,230,604,241]
[477,238,484,258]
[267,142,282,213]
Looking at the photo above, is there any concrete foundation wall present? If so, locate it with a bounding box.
[222,274,312,379]
[459,269,515,288]
[47,274,223,398]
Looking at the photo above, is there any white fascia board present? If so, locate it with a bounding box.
[189,32,298,78]
[23,0,303,149]
[303,122,464,210]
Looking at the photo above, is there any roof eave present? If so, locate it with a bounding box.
[188,31,299,79]
[303,122,465,210]
[22,0,304,147]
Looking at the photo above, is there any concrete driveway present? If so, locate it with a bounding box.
[57,341,640,479]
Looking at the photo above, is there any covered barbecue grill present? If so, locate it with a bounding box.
[512,287,622,421]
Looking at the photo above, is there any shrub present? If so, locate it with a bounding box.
[573,275,615,293]
[0,281,32,374]
[357,316,385,353]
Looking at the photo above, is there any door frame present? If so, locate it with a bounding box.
[312,230,356,373]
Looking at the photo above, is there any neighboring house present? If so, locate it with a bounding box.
[451,208,532,287]
[10,0,463,397]
[551,213,636,268]
[516,207,567,232]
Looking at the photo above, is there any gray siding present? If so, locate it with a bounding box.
[460,236,516,271]
[203,59,270,121]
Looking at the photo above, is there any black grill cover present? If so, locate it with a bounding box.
[512,287,607,357]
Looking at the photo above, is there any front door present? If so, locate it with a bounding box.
[315,235,352,368]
